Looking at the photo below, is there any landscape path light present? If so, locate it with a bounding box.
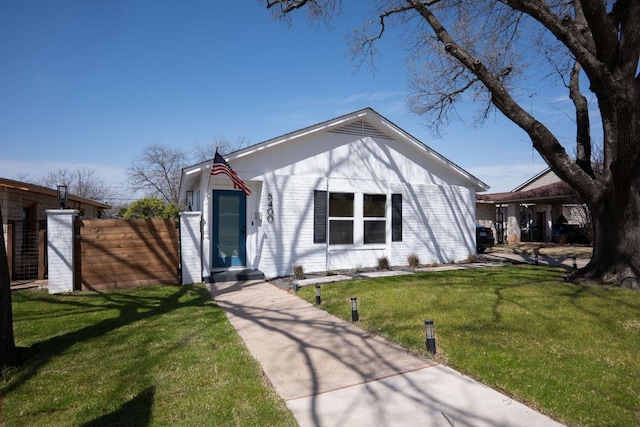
[425,319,436,355]
[315,284,321,305]
[351,297,359,322]
[573,257,577,269]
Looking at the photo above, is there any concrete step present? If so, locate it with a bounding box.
[205,269,265,283]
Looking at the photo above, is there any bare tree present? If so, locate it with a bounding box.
[265,0,640,286]
[126,144,186,205]
[14,172,33,183]
[127,138,251,205]
[191,136,251,163]
[41,167,115,203]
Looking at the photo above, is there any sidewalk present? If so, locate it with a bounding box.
[482,252,589,269]
[208,279,565,427]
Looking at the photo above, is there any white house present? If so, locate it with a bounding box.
[178,108,489,282]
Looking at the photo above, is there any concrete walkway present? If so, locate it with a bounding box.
[208,279,565,427]
[483,252,589,269]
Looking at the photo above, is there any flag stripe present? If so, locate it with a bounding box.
[211,151,252,195]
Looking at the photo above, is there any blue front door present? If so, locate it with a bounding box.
[212,190,246,267]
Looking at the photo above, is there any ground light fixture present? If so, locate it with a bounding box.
[425,319,436,355]
[351,297,359,322]
[57,185,68,209]
[534,254,539,265]
[315,284,321,305]
[573,257,577,269]
[293,278,299,293]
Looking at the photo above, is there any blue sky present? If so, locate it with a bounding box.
[1,1,594,197]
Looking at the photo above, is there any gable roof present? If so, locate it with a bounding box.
[181,107,489,192]
[476,180,578,204]
[511,168,560,192]
[0,177,111,209]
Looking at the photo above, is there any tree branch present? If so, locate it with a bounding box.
[407,0,600,203]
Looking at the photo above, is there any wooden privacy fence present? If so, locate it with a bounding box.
[75,219,179,291]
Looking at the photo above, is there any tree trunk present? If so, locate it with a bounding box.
[575,177,640,288]
[0,205,18,372]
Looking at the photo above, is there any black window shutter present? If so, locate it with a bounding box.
[314,190,327,243]
[392,194,402,242]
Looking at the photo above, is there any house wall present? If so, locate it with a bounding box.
[516,170,561,191]
[0,186,104,224]
[246,174,475,278]
[229,129,477,277]
[190,121,479,280]
[236,132,473,188]
[476,203,495,229]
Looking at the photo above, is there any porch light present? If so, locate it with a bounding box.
[315,284,321,305]
[351,297,359,322]
[186,190,193,211]
[425,319,437,355]
[57,185,68,209]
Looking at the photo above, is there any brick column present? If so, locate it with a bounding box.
[179,212,202,285]
[46,210,78,294]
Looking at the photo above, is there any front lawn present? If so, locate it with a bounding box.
[297,265,640,427]
[2,285,296,426]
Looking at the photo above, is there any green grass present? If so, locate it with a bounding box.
[297,265,640,427]
[2,285,296,427]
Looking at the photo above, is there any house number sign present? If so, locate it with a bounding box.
[267,193,274,223]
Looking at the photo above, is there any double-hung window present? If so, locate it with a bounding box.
[363,194,386,244]
[314,191,402,245]
[329,193,354,244]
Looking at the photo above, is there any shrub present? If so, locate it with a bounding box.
[292,264,305,280]
[464,253,479,263]
[407,253,420,268]
[377,256,390,270]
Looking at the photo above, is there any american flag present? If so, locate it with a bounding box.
[211,151,252,195]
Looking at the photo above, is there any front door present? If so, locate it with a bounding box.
[212,190,246,268]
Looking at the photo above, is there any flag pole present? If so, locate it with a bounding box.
[206,147,219,205]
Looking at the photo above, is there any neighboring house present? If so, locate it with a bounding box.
[0,177,111,280]
[179,108,488,281]
[476,169,588,244]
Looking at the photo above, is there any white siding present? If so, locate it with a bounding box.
[254,175,327,278]
[250,174,475,278]
[179,212,202,285]
[184,110,481,279]
[235,133,471,189]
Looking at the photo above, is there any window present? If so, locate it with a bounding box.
[364,194,386,244]
[313,191,403,245]
[329,193,353,244]
[392,194,402,242]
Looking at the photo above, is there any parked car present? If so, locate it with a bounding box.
[476,224,494,253]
